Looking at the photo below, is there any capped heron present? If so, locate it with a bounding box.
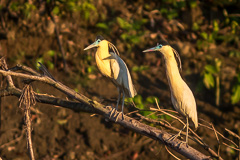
[143,41,198,145]
[84,35,137,119]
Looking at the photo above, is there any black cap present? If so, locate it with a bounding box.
[158,40,169,46]
[96,35,105,41]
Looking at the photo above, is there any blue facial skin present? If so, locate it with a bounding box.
[95,39,101,44]
[155,44,162,50]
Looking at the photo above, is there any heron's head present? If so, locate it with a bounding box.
[142,40,170,54]
[84,35,105,50]
[143,41,182,70]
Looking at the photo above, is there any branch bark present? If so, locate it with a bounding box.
[0,63,219,160]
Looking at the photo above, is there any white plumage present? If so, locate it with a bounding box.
[143,43,198,145]
[84,36,137,118]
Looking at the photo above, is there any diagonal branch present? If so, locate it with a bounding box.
[0,65,215,160]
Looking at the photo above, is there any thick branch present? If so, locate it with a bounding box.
[0,69,213,160]
[0,88,95,113]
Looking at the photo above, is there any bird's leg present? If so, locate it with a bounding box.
[168,123,187,142]
[116,87,121,110]
[169,117,189,148]
[185,117,189,147]
[115,90,125,121]
[110,88,121,119]
[177,117,189,148]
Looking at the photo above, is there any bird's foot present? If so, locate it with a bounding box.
[168,132,181,142]
[115,112,124,122]
[109,107,117,119]
[177,141,188,148]
[168,133,189,148]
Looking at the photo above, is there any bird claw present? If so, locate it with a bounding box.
[109,107,118,119]
[115,112,124,121]
[168,132,181,142]
[168,133,189,148]
[177,141,188,148]
[109,108,122,122]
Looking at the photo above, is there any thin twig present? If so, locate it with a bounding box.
[165,146,181,160]
[225,128,240,140]
[49,14,68,71]
[0,130,25,149]
[199,122,238,147]
[154,99,223,160]
[211,123,221,156]
[0,57,14,88]
[8,64,41,76]
[222,142,240,151]
[19,84,36,160]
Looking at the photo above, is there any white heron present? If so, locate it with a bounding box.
[84,35,137,120]
[143,41,198,145]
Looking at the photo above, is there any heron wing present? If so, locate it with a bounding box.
[109,52,137,98]
[182,84,198,129]
[108,53,120,82]
[171,82,198,129]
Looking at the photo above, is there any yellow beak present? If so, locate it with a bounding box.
[142,47,156,52]
[84,41,98,51]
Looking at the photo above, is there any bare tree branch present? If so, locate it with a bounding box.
[19,84,36,160]
[0,61,223,160]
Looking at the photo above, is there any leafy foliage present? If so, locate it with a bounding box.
[125,95,170,120]
[202,58,222,106]
[117,17,148,47]
[231,73,240,104]
[203,59,221,89]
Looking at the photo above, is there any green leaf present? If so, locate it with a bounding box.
[52,6,60,15]
[87,66,96,73]
[136,103,144,109]
[203,73,215,89]
[36,58,44,69]
[117,17,132,30]
[132,66,139,72]
[213,20,219,33]
[146,96,159,104]
[96,23,109,30]
[9,2,20,12]
[189,0,197,8]
[200,32,208,40]
[192,22,199,31]
[167,10,178,20]
[47,50,55,57]
[231,85,240,104]
[214,58,221,72]
[133,95,143,105]
[149,113,158,120]
[74,88,79,92]
[47,61,54,70]
[204,65,217,74]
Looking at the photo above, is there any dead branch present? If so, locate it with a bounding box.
[0,61,219,160]
[0,130,25,149]
[19,84,36,160]
[49,13,68,71]
[150,100,223,159]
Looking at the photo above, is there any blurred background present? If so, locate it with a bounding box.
[0,0,240,159]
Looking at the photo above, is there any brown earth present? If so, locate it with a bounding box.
[0,0,240,160]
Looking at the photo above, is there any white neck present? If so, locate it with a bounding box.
[96,40,110,60]
[163,52,184,93]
